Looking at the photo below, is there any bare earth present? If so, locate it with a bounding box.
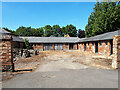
[2,51,118,88]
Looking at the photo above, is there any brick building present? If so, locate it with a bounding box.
[0,29,120,69]
[20,37,80,51]
[78,30,120,56]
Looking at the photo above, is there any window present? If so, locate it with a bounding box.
[88,42,89,46]
[105,41,107,45]
[92,42,94,46]
[99,42,102,46]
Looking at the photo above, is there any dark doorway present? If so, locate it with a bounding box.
[110,40,113,55]
[69,43,74,50]
[84,42,86,51]
[95,41,98,53]
[77,44,78,50]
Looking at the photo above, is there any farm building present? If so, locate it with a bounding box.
[0,28,120,70]
[20,37,80,51]
[21,30,120,56]
[78,30,120,56]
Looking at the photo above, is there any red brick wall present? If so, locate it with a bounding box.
[86,42,95,53]
[63,43,69,50]
[0,36,14,71]
[98,40,111,56]
[73,44,78,50]
[33,43,43,51]
[79,40,111,56]
[78,43,84,51]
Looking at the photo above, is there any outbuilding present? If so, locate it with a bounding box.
[20,37,80,51]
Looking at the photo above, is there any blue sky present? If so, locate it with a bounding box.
[2,2,96,31]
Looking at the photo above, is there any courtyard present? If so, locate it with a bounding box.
[2,51,118,88]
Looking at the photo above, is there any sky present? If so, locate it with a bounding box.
[2,2,96,31]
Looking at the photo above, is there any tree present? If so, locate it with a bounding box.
[15,26,31,36]
[44,25,53,37]
[31,28,44,37]
[61,26,66,36]
[15,26,44,36]
[85,1,120,37]
[78,29,85,38]
[24,38,30,49]
[65,24,77,37]
[52,25,62,37]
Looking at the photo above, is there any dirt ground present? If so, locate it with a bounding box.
[40,50,112,70]
[2,50,118,88]
[2,50,113,81]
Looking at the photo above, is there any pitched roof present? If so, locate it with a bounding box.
[0,28,14,35]
[0,29,12,39]
[0,29,24,42]
[79,30,120,42]
[20,37,80,43]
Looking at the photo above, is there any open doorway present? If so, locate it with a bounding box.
[95,41,98,53]
[69,43,74,50]
[84,42,86,51]
[110,40,113,55]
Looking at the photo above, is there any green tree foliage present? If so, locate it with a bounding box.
[15,26,31,36]
[78,29,85,38]
[85,1,120,37]
[44,24,77,37]
[31,28,44,36]
[24,38,30,49]
[15,26,44,36]
[44,25,53,37]
[65,24,77,37]
[4,24,78,37]
[52,25,61,37]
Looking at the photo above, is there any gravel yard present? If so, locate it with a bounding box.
[2,50,118,88]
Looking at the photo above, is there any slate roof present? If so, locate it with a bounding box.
[1,29,120,43]
[20,37,80,43]
[79,30,120,42]
[20,30,120,43]
[0,29,24,42]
